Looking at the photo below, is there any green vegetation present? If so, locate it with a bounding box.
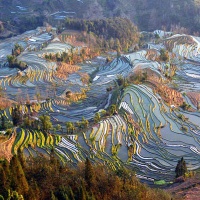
[94,113,101,123]
[109,104,117,115]
[7,44,27,70]
[7,55,27,70]
[66,122,75,134]
[39,115,52,133]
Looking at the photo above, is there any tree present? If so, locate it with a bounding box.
[159,49,169,62]
[81,117,89,129]
[11,107,23,126]
[116,75,124,86]
[180,102,190,110]
[1,115,5,130]
[66,122,75,134]
[10,155,29,196]
[56,124,62,131]
[84,158,94,191]
[175,157,187,178]
[39,115,52,133]
[109,104,117,115]
[7,55,15,65]
[23,117,31,129]
[13,43,24,56]
[94,113,100,123]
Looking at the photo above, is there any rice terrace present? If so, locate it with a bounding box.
[1,17,200,199]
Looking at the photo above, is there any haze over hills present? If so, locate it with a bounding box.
[1,0,200,36]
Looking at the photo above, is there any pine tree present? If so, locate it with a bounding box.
[175,157,187,178]
[85,158,94,191]
[10,156,29,196]
[11,107,22,126]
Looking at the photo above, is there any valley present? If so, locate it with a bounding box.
[0,23,200,193]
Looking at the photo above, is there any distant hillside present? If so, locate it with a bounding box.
[109,0,200,33]
[0,0,200,36]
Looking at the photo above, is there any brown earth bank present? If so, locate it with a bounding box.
[187,92,200,108]
[55,62,80,80]
[0,97,16,110]
[166,174,200,200]
[0,131,16,161]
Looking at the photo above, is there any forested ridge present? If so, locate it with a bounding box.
[63,18,139,52]
[0,154,172,200]
[1,0,200,36]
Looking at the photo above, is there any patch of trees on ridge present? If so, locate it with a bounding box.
[7,43,27,70]
[0,154,172,200]
[63,17,140,52]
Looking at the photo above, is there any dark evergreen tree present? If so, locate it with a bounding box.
[1,115,5,130]
[11,107,22,126]
[175,157,187,178]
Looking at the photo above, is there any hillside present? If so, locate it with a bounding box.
[1,3,200,199]
[1,0,200,37]
[0,18,200,183]
[166,173,200,199]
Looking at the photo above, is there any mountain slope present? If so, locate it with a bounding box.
[0,0,200,36]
